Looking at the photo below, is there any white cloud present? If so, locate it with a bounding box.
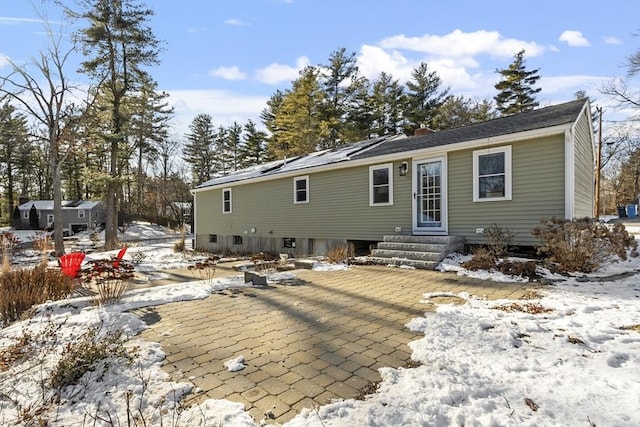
[558,30,590,47]
[603,36,621,45]
[0,16,45,25]
[224,18,248,26]
[379,29,545,58]
[209,66,247,81]
[254,56,310,85]
[187,26,207,34]
[166,89,269,137]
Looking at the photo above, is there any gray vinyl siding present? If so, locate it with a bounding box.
[447,135,566,246]
[573,110,595,217]
[195,161,413,245]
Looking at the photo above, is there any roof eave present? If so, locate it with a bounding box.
[191,123,573,193]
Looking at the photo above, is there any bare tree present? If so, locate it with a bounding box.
[0,14,80,256]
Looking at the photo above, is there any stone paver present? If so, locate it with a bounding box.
[131,264,537,424]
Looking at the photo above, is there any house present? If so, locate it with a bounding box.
[18,200,106,235]
[191,99,594,268]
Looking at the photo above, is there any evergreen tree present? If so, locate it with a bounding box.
[369,72,406,136]
[494,49,541,115]
[214,125,231,175]
[404,62,450,135]
[129,78,174,213]
[183,113,216,185]
[0,103,29,224]
[73,0,162,250]
[225,122,243,172]
[29,204,39,230]
[432,96,497,130]
[319,48,363,149]
[273,67,328,157]
[239,120,268,168]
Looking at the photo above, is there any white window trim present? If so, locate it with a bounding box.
[369,163,394,206]
[473,146,512,202]
[47,214,54,225]
[78,209,86,219]
[23,211,28,219]
[222,188,232,213]
[293,176,309,204]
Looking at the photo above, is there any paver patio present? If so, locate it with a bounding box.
[131,265,537,424]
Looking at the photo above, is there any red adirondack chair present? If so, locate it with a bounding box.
[59,252,86,279]
[112,247,127,269]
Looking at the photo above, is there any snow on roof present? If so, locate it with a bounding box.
[195,135,400,190]
[18,200,102,210]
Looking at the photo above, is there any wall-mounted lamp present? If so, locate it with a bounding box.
[399,161,409,176]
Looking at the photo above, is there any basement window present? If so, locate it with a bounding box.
[283,238,296,248]
[209,234,218,243]
[233,235,243,245]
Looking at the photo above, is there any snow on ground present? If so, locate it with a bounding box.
[1,222,639,426]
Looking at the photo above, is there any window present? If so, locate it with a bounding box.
[47,214,54,225]
[209,234,218,243]
[78,209,86,219]
[233,235,243,245]
[293,176,309,204]
[369,163,393,206]
[473,146,512,201]
[283,238,296,248]
[222,188,232,213]
[23,211,28,219]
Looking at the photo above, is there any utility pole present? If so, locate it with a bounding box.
[594,106,603,217]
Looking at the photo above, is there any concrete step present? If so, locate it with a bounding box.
[368,256,438,270]
[370,249,443,262]
[376,241,447,252]
[383,235,463,251]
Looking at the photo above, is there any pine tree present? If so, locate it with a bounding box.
[183,113,216,185]
[369,72,406,136]
[273,67,328,157]
[73,0,162,250]
[494,49,541,115]
[0,103,29,224]
[239,120,268,168]
[319,48,363,149]
[432,96,497,130]
[404,62,450,134]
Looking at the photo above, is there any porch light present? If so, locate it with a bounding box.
[399,161,409,176]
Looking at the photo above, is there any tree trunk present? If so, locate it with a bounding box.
[104,138,119,250]
[50,131,65,257]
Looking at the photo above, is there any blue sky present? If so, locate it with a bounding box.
[1,0,639,138]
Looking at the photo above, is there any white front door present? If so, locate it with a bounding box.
[413,157,447,234]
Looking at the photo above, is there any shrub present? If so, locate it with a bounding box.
[188,256,219,282]
[462,246,497,271]
[0,265,74,324]
[483,224,516,257]
[531,217,639,273]
[499,260,539,280]
[326,245,354,264]
[82,258,135,305]
[50,327,132,389]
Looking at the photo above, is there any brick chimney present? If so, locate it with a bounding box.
[414,127,434,136]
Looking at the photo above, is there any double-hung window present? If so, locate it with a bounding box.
[369,163,393,206]
[473,146,512,201]
[222,188,232,213]
[293,176,309,204]
[78,210,86,219]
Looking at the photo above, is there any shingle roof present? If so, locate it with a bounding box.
[352,99,587,160]
[18,200,102,210]
[194,99,587,190]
